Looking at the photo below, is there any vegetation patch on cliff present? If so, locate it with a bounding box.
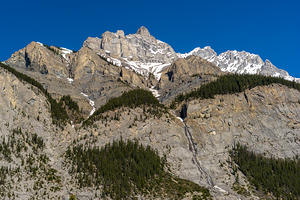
[59,95,83,123]
[83,89,167,126]
[0,63,69,126]
[230,143,300,199]
[65,139,211,200]
[170,74,300,108]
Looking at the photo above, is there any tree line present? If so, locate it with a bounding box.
[230,143,300,199]
[170,74,300,108]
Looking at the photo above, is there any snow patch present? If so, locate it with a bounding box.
[214,185,227,193]
[123,58,170,80]
[60,47,73,61]
[149,86,160,98]
[67,78,74,83]
[176,117,183,122]
[81,92,96,116]
[71,121,75,128]
[36,42,43,46]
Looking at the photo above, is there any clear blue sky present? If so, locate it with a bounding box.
[1,0,299,77]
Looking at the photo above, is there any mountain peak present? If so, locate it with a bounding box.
[136,26,150,37]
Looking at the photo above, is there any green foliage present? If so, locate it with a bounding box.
[59,95,83,123]
[60,95,79,112]
[171,74,300,108]
[83,89,166,126]
[69,194,76,200]
[0,63,69,125]
[65,139,210,200]
[230,143,300,199]
[0,167,8,185]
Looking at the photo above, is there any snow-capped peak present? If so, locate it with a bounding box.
[179,47,299,82]
[82,27,299,82]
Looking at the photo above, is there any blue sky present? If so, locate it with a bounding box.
[1,0,299,77]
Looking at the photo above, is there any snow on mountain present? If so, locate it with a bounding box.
[179,47,299,82]
[81,92,96,116]
[83,26,299,83]
[177,46,217,63]
[60,47,73,60]
[83,26,175,80]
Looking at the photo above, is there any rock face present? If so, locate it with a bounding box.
[4,41,153,117]
[183,84,300,199]
[83,26,176,79]
[5,41,71,77]
[0,66,209,199]
[2,62,299,199]
[70,46,150,111]
[158,56,224,103]
[84,26,177,64]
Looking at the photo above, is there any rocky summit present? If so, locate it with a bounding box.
[0,26,300,200]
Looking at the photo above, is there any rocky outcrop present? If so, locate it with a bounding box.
[5,41,71,77]
[4,42,153,117]
[83,26,176,79]
[70,46,152,111]
[158,56,224,103]
[84,26,177,64]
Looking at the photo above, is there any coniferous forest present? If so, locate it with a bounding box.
[230,143,300,199]
[65,139,211,200]
[171,74,300,108]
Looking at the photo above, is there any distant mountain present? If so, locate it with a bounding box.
[178,47,299,82]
